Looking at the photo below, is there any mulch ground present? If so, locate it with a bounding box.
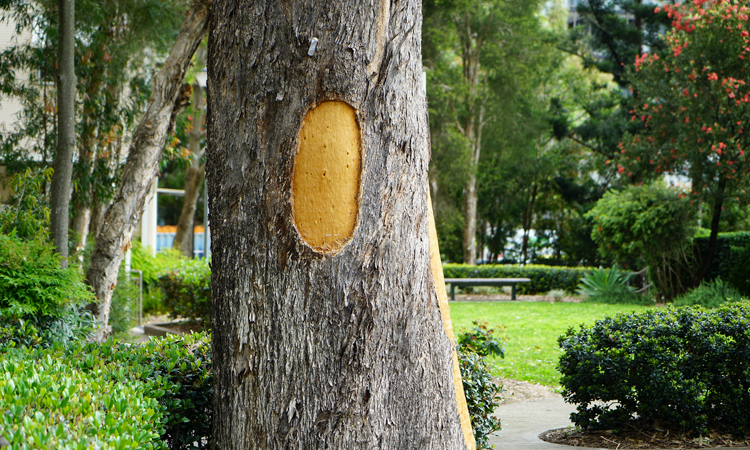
[540,422,750,449]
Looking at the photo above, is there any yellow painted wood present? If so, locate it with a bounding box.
[428,191,476,450]
[292,101,361,252]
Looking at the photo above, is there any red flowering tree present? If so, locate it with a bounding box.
[618,0,750,281]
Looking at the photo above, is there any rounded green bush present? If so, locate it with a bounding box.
[558,302,750,436]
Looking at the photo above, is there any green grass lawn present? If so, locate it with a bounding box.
[449,301,653,387]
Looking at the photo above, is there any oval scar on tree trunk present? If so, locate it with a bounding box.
[292,100,362,253]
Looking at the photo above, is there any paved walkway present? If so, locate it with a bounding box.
[487,397,603,449]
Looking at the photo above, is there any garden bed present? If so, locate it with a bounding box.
[541,424,750,449]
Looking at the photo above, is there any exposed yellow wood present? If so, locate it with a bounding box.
[428,191,476,450]
[292,101,361,252]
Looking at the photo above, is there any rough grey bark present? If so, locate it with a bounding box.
[173,46,207,257]
[86,0,210,333]
[207,0,467,448]
[49,0,76,267]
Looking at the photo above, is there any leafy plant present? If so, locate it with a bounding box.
[68,332,213,449]
[457,321,505,358]
[457,323,505,448]
[586,183,698,300]
[674,277,744,308]
[547,289,566,302]
[0,167,52,240]
[159,258,211,327]
[577,267,645,304]
[458,350,503,449]
[0,233,94,317]
[0,345,167,449]
[558,303,750,436]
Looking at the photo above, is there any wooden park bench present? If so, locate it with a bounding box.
[444,278,531,300]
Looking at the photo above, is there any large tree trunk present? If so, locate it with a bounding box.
[86,0,210,334]
[49,0,76,267]
[207,0,469,448]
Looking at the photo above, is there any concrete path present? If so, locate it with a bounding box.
[487,397,604,449]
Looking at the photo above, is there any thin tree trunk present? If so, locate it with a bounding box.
[173,62,206,257]
[49,0,76,267]
[208,0,468,448]
[86,0,210,335]
[460,33,483,265]
[521,182,538,264]
[695,175,727,285]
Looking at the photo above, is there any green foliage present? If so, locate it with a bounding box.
[576,267,645,304]
[693,231,750,297]
[0,345,167,449]
[457,321,505,358]
[109,267,141,336]
[0,233,94,317]
[0,168,52,240]
[159,258,211,327]
[443,263,593,295]
[458,350,503,450]
[67,333,213,449]
[586,183,698,300]
[131,241,186,287]
[674,277,744,308]
[558,303,750,436]
[619,0,750,276]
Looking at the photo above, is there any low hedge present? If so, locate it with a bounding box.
[67,333,213,449]
[443,264,592,295]
[558,302,750,436]
[0,333,213,450]
[159,258,211,327]
[0,346,167,449]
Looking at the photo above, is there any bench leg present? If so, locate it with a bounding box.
[450,284,455,301]
[511,284,517,300]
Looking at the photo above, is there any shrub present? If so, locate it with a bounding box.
[0,234,94,316]
[457,321,504,358]
[66,332,213,450]
[673,277,744,308]
[131,241,186,288]
[547,289,566,302]
[576,267,647,304]
[0,167,52,240]
[0,345,167,449]
[443,264,592,295]
[457,324,504,449]
[586,183,698,300]
[159,258,211,327]
[0,233,96,347]
[458,351,503,449]
[558,303,750,436]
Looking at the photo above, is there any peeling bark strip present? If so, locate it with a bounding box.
[86,0,211,332]
[207,0,468,448]
[293,101,361,253]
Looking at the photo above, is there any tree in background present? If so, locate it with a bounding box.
[561,0,673,162]
[170,43,206,257]
[86,0,209,338]
[0,0,186,254]
[424,0,559,264]
[619,0,750,283]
